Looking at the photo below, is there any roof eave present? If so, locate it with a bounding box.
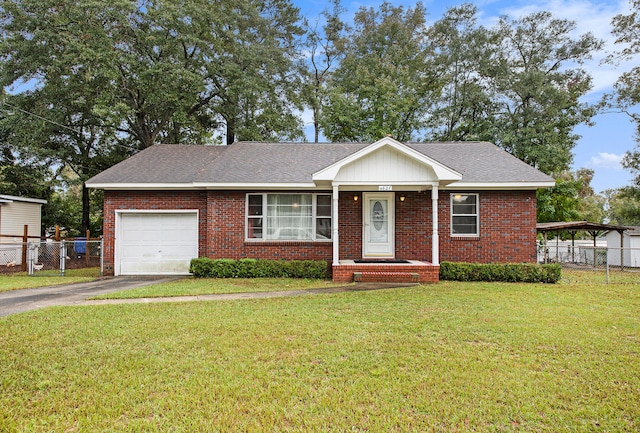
[443,181,556,190]
[86,182,320,191]
[192,182,318,190]
[0,194,47,204]
[86,182,199,190]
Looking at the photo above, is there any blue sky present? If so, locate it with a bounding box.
[293,0,637,193]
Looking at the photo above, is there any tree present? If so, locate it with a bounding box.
[321,1,441,142]
[189,0,306,144]
[537,172,583,223]
[605,187,640,225]
[487,12,603,174]
[0,0,131,232]
[300,0,348,143]
[0,0,305,233]
[0,144,55,201]
[574,168,606,223]
[536,169,605,223]
[606,0,640,188]
[427,4,498,142]
[91,0,305,146]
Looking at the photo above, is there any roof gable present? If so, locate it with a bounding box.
[313,137,462,185]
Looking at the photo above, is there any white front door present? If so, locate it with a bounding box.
[363,192,395,257]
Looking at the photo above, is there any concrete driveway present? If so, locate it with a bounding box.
[0,276,180,317]
[0,278,418,318]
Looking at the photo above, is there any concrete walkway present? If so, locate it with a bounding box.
[0,277,418,317]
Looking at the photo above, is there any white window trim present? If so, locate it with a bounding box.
[450,193,480,237]
[245,193,332,242]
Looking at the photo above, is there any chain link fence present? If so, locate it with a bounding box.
[538,243,640,283]
[0,241,24,270]
[0,239,103,276]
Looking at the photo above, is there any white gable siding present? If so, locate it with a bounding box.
[334,146,437,184]
[0,200,43,238]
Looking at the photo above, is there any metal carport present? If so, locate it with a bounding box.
[537,221,630,268]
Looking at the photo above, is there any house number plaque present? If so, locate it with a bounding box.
[378,185,392,191]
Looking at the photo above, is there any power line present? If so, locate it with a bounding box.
[0,100,140,153]
[1,101,83,135]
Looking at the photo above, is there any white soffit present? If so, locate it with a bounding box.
[87,182,318,190]
[313,137,462,184]
[444,181,556,190]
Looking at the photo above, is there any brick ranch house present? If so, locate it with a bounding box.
[86,137,554,283]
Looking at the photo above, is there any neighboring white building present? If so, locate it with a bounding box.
[606,227,640,268]
[0,194,47,265]
[537,239,607,264]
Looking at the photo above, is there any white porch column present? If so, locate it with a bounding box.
[431,185,439,265]
[332,184,340,266]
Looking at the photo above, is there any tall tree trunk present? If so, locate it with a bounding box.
[226,120,235,145]
[81,183,90,235]
[313,106,320,143]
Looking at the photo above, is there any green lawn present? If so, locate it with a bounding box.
[0,268,102,293]
[1,273,638,432]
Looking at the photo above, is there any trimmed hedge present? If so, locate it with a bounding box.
[439,261,561,283]
[189,257,330,279]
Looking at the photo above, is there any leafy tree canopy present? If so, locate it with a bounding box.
[605,0,640,188]
[537,169,605,224]
[604,187,640,225]
[0,0,304,232]
[318,3,601,177]
[321,1,441,142]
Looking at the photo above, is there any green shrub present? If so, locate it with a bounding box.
[189,257,215,278]
[189,258,330,279]
[439,261,561,283]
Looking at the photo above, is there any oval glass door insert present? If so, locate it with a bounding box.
[372,201,384,230]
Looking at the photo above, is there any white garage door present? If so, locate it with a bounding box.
[117,212,198,275]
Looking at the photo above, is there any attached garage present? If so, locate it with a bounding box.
[115,211,199,276]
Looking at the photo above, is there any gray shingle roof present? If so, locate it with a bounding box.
[86,141,554,186]
[407,142,552,183]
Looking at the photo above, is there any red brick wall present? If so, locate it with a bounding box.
[205,191,333,261]
[395,191,433,261]
[102,190,209,274]
[338,190,537,263]
[332,263,440,283]
[102,189,537,275]
[439,190,538,263]
[337,192,362,259]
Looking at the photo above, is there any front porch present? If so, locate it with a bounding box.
[312,137,462,285]
[332,260,440,284]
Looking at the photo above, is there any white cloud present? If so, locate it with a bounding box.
[589,152,624,169]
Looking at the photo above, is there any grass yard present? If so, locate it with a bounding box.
[0,273,638,432]
[0,268,101,293]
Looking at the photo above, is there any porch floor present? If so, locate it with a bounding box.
[332,260,440,284]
